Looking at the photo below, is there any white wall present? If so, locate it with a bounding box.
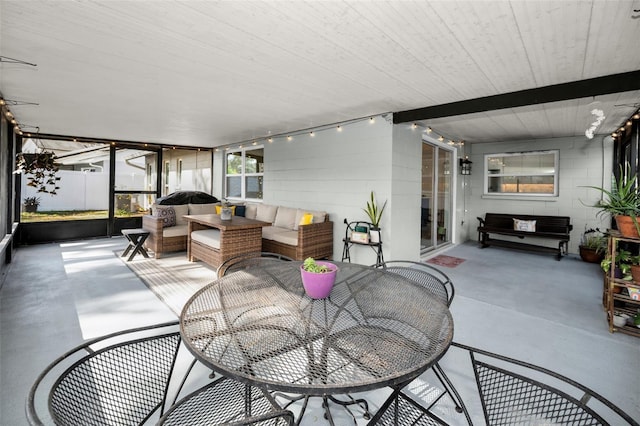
[264,116,395,264]
[390,123,423,260]
[464,135,613,254]
[208,121,610,261]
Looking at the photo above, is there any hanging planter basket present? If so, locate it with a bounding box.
[14,151,61,195]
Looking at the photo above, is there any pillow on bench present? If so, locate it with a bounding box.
[513,218,536,232]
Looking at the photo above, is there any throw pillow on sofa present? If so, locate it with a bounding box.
[215,205,237,215]
[293,209,326,230]
[155,206,176,227]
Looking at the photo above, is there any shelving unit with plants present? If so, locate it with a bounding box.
[605,232,640,337]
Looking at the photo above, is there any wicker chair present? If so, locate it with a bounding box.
[26,321,293,426]
[369,342,640,426]
[376,260,471,425]
[216,251,294,277]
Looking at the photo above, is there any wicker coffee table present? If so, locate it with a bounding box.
[184,214,271,268]
[180,261,453,424]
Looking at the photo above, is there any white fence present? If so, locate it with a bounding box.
[21,170,110,211]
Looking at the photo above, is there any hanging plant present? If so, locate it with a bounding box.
[14,151,61,195]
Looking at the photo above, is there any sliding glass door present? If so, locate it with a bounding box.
[421,142,453,253]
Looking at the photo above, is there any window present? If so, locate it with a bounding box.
[177,159,183,188]
[225,147,264,200]
[163,161,170,195]
[484,150,558,196]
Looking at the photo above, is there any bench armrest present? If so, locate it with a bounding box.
[477,217,485,227]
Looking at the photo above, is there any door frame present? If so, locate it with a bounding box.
[421,136,458,253]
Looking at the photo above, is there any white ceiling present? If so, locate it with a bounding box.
[1,1,640,148]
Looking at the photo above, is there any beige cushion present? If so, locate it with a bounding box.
[162,224,188,238]
[262,227,298,246]
[188,203,217,215]
[256,204,278,224]
[171,204,190,226]
[274,206,297,230]
[191,229,221,249]
[245,204,258,220]
[294,208,327,230]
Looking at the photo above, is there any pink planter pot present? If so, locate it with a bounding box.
[300,262,338,299]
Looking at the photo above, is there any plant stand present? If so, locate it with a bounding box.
[341,219,384,267]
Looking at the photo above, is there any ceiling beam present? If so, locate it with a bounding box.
[394,70,640,124]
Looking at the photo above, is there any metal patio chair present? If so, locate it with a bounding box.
[376,260,471,425]
[26,321,293,426]
[370,342,640,426]
[217,251,293,277]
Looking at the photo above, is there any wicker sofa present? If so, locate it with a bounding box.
[245,203,333,261]
[143,202,220,258]
[143,202,333,261]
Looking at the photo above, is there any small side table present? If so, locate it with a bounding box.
[341,219,385,267]
[121,228,150,261]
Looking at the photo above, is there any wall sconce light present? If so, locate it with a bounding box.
[460,156,472,175]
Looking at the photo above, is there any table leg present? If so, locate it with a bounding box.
[124,233,150,261]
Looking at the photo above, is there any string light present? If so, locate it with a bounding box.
[412,123,418,130]
[217,113,391,152]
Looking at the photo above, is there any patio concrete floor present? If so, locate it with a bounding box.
[1,237,639,425]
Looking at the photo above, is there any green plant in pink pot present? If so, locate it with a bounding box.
[300,257,338,299]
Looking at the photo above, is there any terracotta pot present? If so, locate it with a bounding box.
[615,215,640,239]
[579,246,603,263]
[631,265,640,283]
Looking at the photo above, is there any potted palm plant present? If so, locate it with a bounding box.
[585,165,640,239]
[363,191,387,244]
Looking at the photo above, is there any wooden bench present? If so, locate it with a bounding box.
[477,213,573,260]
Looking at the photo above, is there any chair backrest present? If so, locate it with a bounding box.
[28,321,295,426]
[379,260,454,306]
[27,322,184,426]
[217,252,293,277]
[451,342,639,426]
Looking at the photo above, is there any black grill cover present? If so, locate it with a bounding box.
[157,191,219,205]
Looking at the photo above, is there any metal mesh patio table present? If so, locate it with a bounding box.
[180,261,453,423]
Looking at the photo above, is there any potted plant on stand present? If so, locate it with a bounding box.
[300,257,338,299]
[601,248,632,283]
[585,165,640,239]
[363,191,387,244]
[579,228,607,263]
